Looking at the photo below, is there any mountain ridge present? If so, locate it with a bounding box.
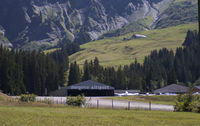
[0,0,197,50]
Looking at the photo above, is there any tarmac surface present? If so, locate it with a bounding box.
[34,96,174,111]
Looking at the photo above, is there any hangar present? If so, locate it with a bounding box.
[66,80,115,96]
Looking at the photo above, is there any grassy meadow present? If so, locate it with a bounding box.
[107,95,177,105]
[1,106,200,126]
[43,48,60,54]
[1,93,200,126]
[69,23,198,67]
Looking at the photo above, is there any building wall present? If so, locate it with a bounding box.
[67,89,114,96]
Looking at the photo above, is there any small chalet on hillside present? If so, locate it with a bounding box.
[66,80,115,96]
[154,84,189,94]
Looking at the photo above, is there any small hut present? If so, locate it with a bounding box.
[66,80,115,96]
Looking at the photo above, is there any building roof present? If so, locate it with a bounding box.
[66,80,115,90]
[131,34,147,39]
[154,84,189,94]
[194,86,200,90]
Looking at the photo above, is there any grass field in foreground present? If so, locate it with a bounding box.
[0,106,200,126]
[107,95,177,105]
[69,23,198,67]
[0,93,199,126]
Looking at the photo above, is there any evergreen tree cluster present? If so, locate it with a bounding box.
[183,30,199,47]
[68,30,200,92]
[0,46,70,95]
[58,42,80,56]
[0,42,80,95]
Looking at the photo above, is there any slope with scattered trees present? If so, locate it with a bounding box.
[68,30,200,92]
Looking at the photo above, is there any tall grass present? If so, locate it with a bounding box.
[0,93,199,126]
[0,106,200,126]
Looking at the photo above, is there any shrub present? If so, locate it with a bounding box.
[174,93,200,113]
[190,96,200,113]
[20,94,36,102]
[66,95,86,107]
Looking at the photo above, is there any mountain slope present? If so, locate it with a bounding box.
[0,0,179,50]
[100,0,198,38]
[155,0,198,29]
[99,16,153,39]
[69,23,198,67]
[0,26,11,48]
[0,0,197,50]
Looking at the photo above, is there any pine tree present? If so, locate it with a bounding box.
[82,60,91,81]
[14,50,26,95]
[93,57,100,76]
[68,62,81,85]
[116,66,126,89]
[167,68,177,84]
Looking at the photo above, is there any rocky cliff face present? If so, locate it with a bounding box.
[0,0,194,50]
[0,26,11,48]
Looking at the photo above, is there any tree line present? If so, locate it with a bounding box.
[68,30,200,92]
[0,30,199,95]
[0,43,80,95]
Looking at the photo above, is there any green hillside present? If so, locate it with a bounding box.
[69,23,198,67]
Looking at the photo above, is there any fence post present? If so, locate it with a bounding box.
[38,116,40,126]
[112,99,114,109]
[128,101,130,110]
[149,101,151,111]
[97,100,99,109]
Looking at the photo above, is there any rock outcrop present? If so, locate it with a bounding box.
[0,26,12,48]
[0,0,195,50]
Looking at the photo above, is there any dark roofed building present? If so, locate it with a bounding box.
[154,84,189,94]
[193,86,200,93]
[66,80,115,96]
